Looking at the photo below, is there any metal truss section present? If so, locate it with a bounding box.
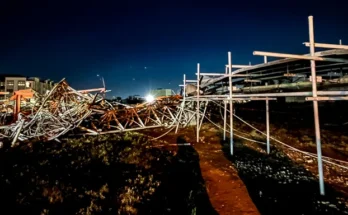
[0,79,183,144]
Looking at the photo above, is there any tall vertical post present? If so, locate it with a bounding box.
[196,63,200,143]
[228,52,233,155]
[266,99,270,154]
[183,74,186,102]
[264,55,270,154]
[223,100,227,140]
[14,94,21,121]
[175,74,186,133]
[339,39,342,45]
[309,16,325,195]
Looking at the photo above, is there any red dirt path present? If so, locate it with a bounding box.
[145,126,260,215]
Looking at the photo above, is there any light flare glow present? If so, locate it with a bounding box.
[145,94,155,103]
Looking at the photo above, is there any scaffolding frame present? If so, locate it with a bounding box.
[181,15,348,196]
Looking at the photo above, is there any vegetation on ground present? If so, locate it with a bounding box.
[0,132,213,214]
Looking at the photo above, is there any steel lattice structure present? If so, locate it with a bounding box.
[0,79,185,145]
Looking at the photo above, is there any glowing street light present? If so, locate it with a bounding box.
[145,94,155,103]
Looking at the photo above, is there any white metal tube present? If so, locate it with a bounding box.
[223,100,227,140]
[306,96,348,101]
[199,101,208,131]
[196,63,200,143]
[309,15,325,195]
[183,74,186,101]
[264,52,270,154]
[225,65,252,68]
[195,73,253,77]
[185,97,277,101]
[175,74,186,134]
[253,51,348,63]
[196,91,348,98]
[266,99,270,154]
[228,52,233,155]
[303,42,348,50]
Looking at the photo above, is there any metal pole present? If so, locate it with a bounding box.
[303,42,348,50]
[175,74,186,133]
[253,51,348,63]
[183,74,186,101]
[225,65,252,69]
[223,100,227,140]
[309,15,325,195]
[266,99,270,154]
[228,52,233,155]
[199,101,208,131]
[196,63,200,143]
[265,55,270,154]
[340,39,342,45]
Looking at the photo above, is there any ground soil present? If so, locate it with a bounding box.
[1,100,348,214]
[146,119,348,214]
[143,127,260,215]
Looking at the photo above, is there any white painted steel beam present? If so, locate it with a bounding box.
[308,15,325,196]
[228,52,234,155]
[306,96,348,101]
[184,97,277,101]
[196,63,200,143]
[197,90,348,98]
[225,65,252,68]
[303,42,348,50]
[195,72,253,77]
[253,51,348,63]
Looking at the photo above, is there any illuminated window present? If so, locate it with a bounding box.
[18,81,26,86]
[7,81,14,86]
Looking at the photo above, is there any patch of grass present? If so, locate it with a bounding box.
[0,132,215,214]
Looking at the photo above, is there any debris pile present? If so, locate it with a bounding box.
[0,80,181,145]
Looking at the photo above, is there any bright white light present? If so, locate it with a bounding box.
[145,94,155,103]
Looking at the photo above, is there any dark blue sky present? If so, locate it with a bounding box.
[1,0,348,97]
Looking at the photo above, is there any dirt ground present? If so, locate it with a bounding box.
[143,120,348,214]
[145,127,260,215]
[1,114,348,214]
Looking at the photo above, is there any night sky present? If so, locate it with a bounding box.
[1,0,348,98]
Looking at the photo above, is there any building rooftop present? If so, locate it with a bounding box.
[0,74,26,81]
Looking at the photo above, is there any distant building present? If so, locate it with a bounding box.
[0,75,26,99]
[0,75,56,100]
[26,77,40,93]
[27,77,55,95]
[150,88,174,97]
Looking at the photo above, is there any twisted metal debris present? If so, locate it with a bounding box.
[0,79,183,145]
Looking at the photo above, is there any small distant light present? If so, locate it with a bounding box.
[145,94,155,103]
